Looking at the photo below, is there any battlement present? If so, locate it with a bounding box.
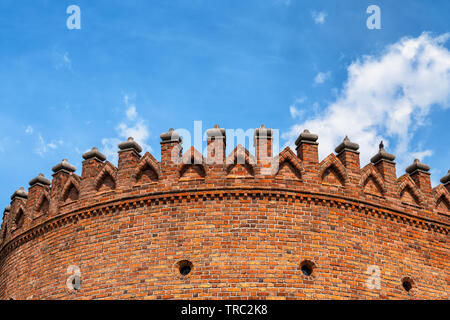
[1,125,449,249]
[0,125,449,300]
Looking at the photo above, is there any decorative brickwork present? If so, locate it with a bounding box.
[0,128,449,300]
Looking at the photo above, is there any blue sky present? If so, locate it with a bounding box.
[1,0,450,215]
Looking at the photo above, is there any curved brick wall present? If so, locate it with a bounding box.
[0,127,449,300]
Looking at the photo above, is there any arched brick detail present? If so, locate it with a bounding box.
[94,162,118,191]
[61,177,80,203]
[272,147,304,179]
[360,164,387,195]
[225,144,256,176]
[135,152,161,182]
[433,185,450,212]
[319,154,348,186]
[35,192,50,216]
[13,206,26,230]
[178,147,206,178]
[398,174,424,205]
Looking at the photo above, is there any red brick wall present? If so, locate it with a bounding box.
[0,135,449,300]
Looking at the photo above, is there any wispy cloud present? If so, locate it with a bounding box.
[35,133,63,157]
[101,94,152,163]
[289,97,307,119]
[314,71,331,85]
[53,49,72,70]
[311,11,327,25]
[283,33,450,174]
[25,126,34,134]
[126,105,137,121]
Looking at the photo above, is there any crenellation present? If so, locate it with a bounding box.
[295,130,319,184]
[254,125,273,176]
[371,142,398,200]
[1,126,449,301]
[50,159,78,216]
[160,128,183,183]
[1,128,449,232]
[27,173,51,220]
[206,125,226,177]
[1,127,448,231]
[335,136,361,190]
[81,147,106,196]
[406,159,433,208]
[118,137,143,190]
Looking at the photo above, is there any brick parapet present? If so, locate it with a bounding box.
[0,127,449,299]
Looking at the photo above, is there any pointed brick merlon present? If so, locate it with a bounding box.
[370,142,397,191]
[160,129,182,179]
[27,173,51,214]
[295,130,319,174]
[254,125,273,171]
[118,138,143,189]
[50,159,77,215]
[335,136,360,183]
[406,159,432,195]
[207,125,226,165]
[81,147,106,193]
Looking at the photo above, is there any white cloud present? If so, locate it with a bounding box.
[311,11,327,25]
[35,133,62,157]
[101,95,152,164]
[126,105,137,121]
[101,138,121,163]
[25,126,34,134]
[283,33,450,173]
[289,97,307,119]
[53,49,72,70]
[314,71,331,84]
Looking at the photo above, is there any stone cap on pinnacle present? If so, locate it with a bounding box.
[83,147,107,162]
[295,129,318,147]
[118,137,142,154]
[29,173,51,187]
[254,124,273,139]
[160,128,182,144]
[52,159,77,174]
[440,170,450,185]
[11,187,28,201]
[206,124,226,139]
[405,159,431,174]
[370,141,395,164]
[335,136,360,154]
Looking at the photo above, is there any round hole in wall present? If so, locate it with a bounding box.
[299,260,315,277]
[177,260,193,276]
[72,277,81,291]
[402,277,413,292]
